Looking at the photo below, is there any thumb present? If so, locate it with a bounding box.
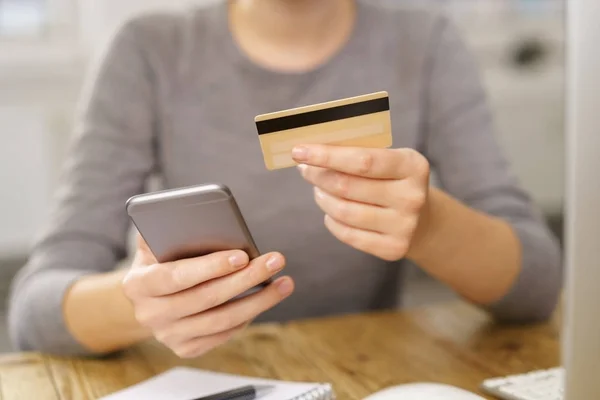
[134,233,157,266]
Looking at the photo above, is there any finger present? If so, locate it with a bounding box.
[298,164,391,206]
[168,276,294,338]
[141,252,286,323]
[324,215,411,262]
[292,145,424,179]
[169,322,247,359]
[123,249,250,298]
[313,187,395,234]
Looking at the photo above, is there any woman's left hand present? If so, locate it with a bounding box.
[292,144,431,261]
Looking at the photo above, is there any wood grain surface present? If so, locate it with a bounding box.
[0,301,562,400]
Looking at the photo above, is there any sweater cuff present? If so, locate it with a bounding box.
[9,269,93,356]
[485,220,562,323]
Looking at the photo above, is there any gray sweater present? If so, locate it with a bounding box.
[8,0,562,356]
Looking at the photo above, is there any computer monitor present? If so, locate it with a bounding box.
[563,0,600,398]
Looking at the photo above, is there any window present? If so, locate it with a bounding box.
[0,0,81,78]
[0,0,77,39]
[0,0,48,36]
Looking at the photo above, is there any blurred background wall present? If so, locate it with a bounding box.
[0,0,564,349]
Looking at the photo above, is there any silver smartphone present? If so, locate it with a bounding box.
[126,183,261,265]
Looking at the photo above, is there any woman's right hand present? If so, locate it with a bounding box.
[122,236,294,358]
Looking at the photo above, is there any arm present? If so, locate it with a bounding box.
[63,269,151,354]
[414,16,562,322]
[408,188,522,309]
[7,19,158,355]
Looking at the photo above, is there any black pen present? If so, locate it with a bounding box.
[191,385,274,400]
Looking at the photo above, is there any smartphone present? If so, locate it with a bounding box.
[126,183,261,265]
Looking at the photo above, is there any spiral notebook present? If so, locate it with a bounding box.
[99,367,335,400]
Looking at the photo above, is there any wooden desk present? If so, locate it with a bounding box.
[0,301,561,400]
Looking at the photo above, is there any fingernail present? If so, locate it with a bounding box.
[276,278,294,296]
[314,187,325,199]
[297,164,308,176]
[292,146,309,161]
[266,254,284,272]
[229,253,248,269]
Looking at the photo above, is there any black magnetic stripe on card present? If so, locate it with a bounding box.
[256,96,390,135]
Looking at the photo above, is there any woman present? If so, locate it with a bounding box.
[8,0,561,358]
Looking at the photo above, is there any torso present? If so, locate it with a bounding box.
[136,0,441,321]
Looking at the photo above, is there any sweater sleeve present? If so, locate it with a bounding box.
[7,18,158,355]
[421,15,563,323]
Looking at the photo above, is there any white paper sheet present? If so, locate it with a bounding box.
[99,367,327,400]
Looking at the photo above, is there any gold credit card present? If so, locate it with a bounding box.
[255,91,393,170]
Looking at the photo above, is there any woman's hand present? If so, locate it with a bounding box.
[292,144,431,262]
[122,237,294,358]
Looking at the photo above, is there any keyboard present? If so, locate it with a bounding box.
[481,367,564,400]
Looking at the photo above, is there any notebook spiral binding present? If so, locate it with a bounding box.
[290,383,335,400]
